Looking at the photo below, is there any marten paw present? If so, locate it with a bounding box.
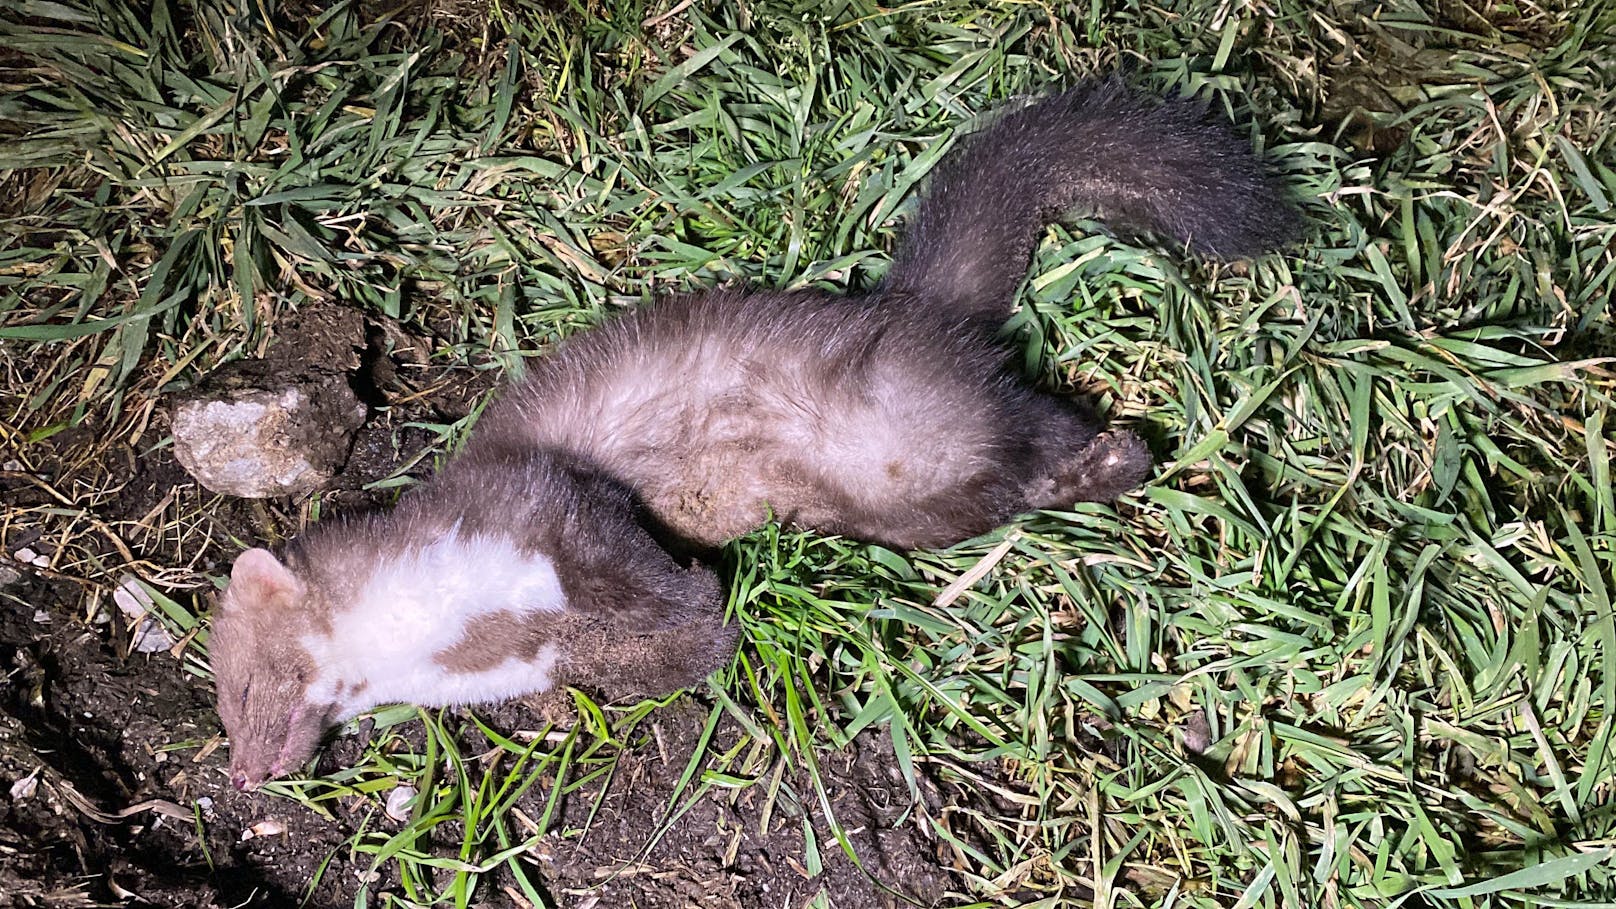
[1027,429,1153,507]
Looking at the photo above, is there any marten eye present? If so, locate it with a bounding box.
[239,682,251,709]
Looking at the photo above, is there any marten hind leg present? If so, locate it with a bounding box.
[1016,395,1152,509]
[559,610,738,700]
[1028,429,1153,506]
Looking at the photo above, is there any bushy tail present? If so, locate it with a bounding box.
[882,79,1300,322]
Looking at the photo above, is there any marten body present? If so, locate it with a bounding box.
[210,80,1298,790]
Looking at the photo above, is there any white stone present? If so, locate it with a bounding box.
[170,372,366,498]
[384,785,418,822]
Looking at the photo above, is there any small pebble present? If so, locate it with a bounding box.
[9,768,40,800]
[14,547,37,563]
[241,819,287,841]
[112,575,155,618]
[131,618,176,654]
[385,785,418,822]
[1180,711,1213,755]
[114,576,175,653]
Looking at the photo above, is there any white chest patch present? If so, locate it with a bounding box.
[304,531,568,718]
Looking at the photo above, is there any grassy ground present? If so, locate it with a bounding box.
[3,0,1616,906]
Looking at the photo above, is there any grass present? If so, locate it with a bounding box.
[3,0,1615,906]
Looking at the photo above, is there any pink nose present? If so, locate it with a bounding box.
[230,771,252,791]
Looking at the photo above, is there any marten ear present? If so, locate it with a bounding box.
[227,548,299,605]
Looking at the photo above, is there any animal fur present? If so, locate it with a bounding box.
[210,79,1298,789]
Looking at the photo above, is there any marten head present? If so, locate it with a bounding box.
[211,548,338,790]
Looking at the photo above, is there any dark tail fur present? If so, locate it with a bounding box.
[883,79,1300,322]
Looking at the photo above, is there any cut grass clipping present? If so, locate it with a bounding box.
[3,0,1615,906]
